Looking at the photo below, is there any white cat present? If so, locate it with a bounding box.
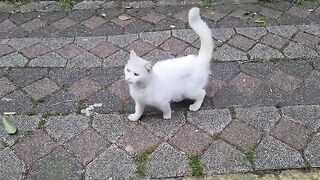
[124,7,213,121]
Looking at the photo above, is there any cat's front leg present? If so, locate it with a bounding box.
[159,102,172,119]
[128,101,145,121]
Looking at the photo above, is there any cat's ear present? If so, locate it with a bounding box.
[145,60,155,72]
[130,50,138,59]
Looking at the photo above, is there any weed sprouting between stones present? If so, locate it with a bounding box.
[134,149,154,178]
[189,154,204,177]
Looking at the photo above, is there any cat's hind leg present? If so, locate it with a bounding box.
[158,102,172,119]
[186,89,206,111]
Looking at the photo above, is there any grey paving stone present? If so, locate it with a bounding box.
[49,68,87,86]
[0,148,26,180]
[154,18,185,31]
[235,107,281,132]
[9,68,48,87]
[270,116,313,151]
[0,90,33,115]
[60,24,92,37]
[140,30,171,46]
[42,37,74,50]
[0,115,41,146]
[282,105,320,131]
[73,0,103,10]
[205,77,226,98]
[91,22,124,36]
[211,62,240,82]
[6,38,40,50]
[236,27,267,40]
[0,43,14,56]
[284,42,319,59]
[0,77,16,98]
[145,142,191,178]
[249,43,284,60]
[298,24,320,36]
[27,147,84,180]
[13,130,57,166]
[221,119,263,151]
[65,127,110,166]
[276,60,313,78]
[304,133,320,167]
[239,62,276,80]
[187,109,232,135]
[89,66,123,87]
[45,114,90,144]
[85,144,136,179]
[67,52,102,68]
[84,90,123,114]
[201,140,252,174]
[172,29,198,43]
[142,48,174,61]
[126,19,155,34]
[108,34,139,48]
[217,15,248,28]
[93,114,135,142]
[213,44,248,61]
[212,84,251,108]
[230,73,262,95]
[75,36,107,50]
[211,28,235,42]
[178,46,198,57]
[29,52,67,68]
[117,125,160,155]
[266,25,298,39]
[169,124,212,154]
[271,70,303,92]
[103,50,129,68]
[254,136,305,170]
[36,91,78,114]
[9,12,38,25]
[0,52,28,67]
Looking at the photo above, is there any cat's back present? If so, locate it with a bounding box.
[153,55,197,74]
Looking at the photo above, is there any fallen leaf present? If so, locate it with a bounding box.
[107,177,113,180]
[2,116,17,135]
[118,14,131,21]
[255,17,266,24]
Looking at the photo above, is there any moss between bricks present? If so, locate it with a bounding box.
[189,154,204,177]
[246,149,255,165]
[134,148,154,178]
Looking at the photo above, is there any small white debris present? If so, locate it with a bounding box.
[3,112,16,115]
[1,97,13,102]
[101,13,106,17]
[80,103,102,116]
[307,9,314,12]
[170,25,176,28]
[243,78,246,82]
[118,14,131,21]
[125,145,134,153]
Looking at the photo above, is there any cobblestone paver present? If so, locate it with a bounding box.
[1,0,320,179]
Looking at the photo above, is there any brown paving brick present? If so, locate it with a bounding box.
[261,33,289,50]
[90,41,119,58]
[292,32,320,48]
[270,71,303,92]
[0,44,14,56]
[160,37,188,55]
[230,9,251,20]
[117,125,161,156]
[141,12,166,24]
[0,19,16,33]
[55,44,86,59]
[23,78,60,100]
[20,44,51,59]
[126,39,155,56]
[68,77,102,99]
[13,130,57,166]
[228,35,256,51]
[174,10,189,23]
[203,10,226,22]
[287,6,310,18]
[21,18,45,32]
[107,79,130,101]
[259,7,282,19]
[205,77,226,98]
[81,16,106,30]
[52,17,77,31]
[221,120,263,151]
[111,15,136,28]
[270,116,313,150]
[230,73,262,95]
[0,77,16,98]
[65,127,110,165]
[169,124,211,154]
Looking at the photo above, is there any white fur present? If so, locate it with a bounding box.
[124,7,213,121]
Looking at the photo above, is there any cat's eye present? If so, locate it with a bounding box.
[126,69,130,72]
[134,73,139,76]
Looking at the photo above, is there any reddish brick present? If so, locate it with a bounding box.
[55,44,86,59]
[203,10,226,21]
[230,9,251,20]
[141,12,166,24]
[293,32,320,48]
[0,44,14,56]
[228,35,256,51]
[23,78,60,100]
[160,37,188,55]
[20,44,51,59]
[81,16,106,30]
[287,6,310,18]
[126,39,154,56]
[261,33,289,50]
[68,77,102,99]
[230,73,262,95]
[0,77,16,98]
[271,71,303,92]
[52,17,77,31]
[174,10,189,23]
[0,19,16,33]
[21,18,45,32]
[90,41,119,58]
[111,15,136,28]
[107,79,130,101]
[259,7,282,19]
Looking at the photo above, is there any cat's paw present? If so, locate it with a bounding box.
[128,114,140,121]
[189,104,201,111]
[163,113,171,119]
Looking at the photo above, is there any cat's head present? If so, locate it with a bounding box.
[124,50,155,87]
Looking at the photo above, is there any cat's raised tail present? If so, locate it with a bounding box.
[188,7,213,62]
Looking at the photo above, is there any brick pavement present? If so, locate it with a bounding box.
[1,0,320,179]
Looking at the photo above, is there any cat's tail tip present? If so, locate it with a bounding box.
[188,7,201,22]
